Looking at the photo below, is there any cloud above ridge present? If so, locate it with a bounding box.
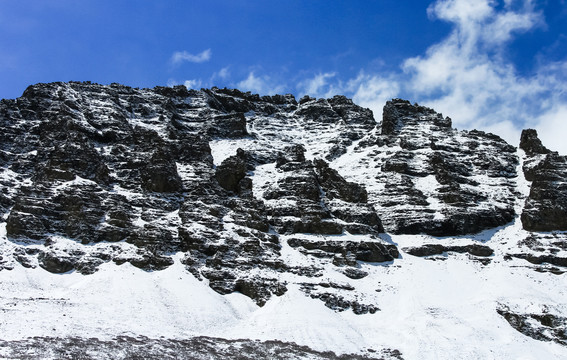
[294,0,567,152]
[402,0,566,151]
[237,71,285,95]
[171,49,212,65]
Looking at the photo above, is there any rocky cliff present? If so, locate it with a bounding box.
[0,82,566,359]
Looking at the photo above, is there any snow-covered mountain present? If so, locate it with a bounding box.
[0,82,566,359]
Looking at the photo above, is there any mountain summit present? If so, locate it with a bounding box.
[0,82,566,359]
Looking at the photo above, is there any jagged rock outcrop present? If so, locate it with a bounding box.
[297,281,381,315]
[334,99,518,235]
[497,304,567,346]
[0,82,294,305]
[288,238,398,265]
[520,129,567,231]
[519,129,550,157]
[0,82,399,308]
[508,232,567,273]
[259,145,384,237]
[403,244,493,258]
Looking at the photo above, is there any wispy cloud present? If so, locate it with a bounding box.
[237,72,285,95]
[168,0,567,153]
[166,78,203,89]
[210,67,231,85]
[297,71,400,118]
[215,67,230,79]
[183,79,203,89]
[291,0,567,153]
[401,0,560,148]
[170,49,212,65]
[298,72,336,97]
[346,73,401,117]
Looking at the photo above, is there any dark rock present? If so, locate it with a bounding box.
[38,251,75,273]
[340,267,369,279]
[12,248,37,269]
[140,161,182,193]
[128,253,174,271]
[403,244,446,257]
[462,244,494,257]
[234,278,288,307]
[215,151,248,193]
[6,211,48,240]
[520,130,567,231]
[200,268,287,306]
[308,291,379,315]
[346,100,519,235]
[497,305,567,346]
[509,253,567,268]
[521,152,567,231]
[299,95,314,104]
[288,238,399,263]
[403,244,493,257]
[276,144,306,167]
[314,159,368,203]
[519,129,550,156]
[381,99,445,135]
[0,335,399,360]
[266,156,384,236]
[208,113,248,138]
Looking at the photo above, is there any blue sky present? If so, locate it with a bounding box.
[1,0,566,152]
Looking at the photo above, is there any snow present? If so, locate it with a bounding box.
[54,176,98,191]
[0,252,253,341]
[250,162,283,199]
[129,116,167,137]
[209,138,254,166]
[2,209,567,359]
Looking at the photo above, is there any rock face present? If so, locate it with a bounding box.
[1,81,567,313]
[403,244,493,258]
[260,147,384,236]
[497,304,567,346]
[519,129,550,157]
[520,129,567,231]
[333,99,518,235]
[0,82,397,309]
[288,238,398,265]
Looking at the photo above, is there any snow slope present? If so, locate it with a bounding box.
[2,215,566,359]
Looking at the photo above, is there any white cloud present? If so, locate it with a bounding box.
[237,72,285,95]
[428,0,494,25]
[298,72,336,97]
[534,104,567,154]
[161,0,567,153]
[210,67,231,85]
[166,78,203,89]
[170,49,212,65]
[183,79,202,89]
[292,0,567,153]
[400,0,560,148]
[216,67,230,79]
[346,73,401,119]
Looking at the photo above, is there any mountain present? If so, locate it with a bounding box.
[0,82,566,359]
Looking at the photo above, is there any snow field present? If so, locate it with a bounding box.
[1,216,567,359]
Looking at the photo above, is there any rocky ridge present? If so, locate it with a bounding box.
[332,99,518,235]
[0,82,567,355]
[0,82,400,309]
